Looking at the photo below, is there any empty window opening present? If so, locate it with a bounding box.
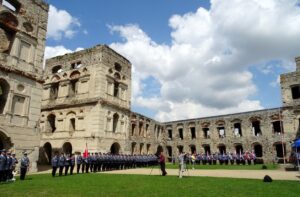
[218,127,225,138]
[203,128,210,138]
[147,144,151,154]
[71,61,82,69]
[190,127,196,139]
[139,123,143,136]
[50,83,59,100]
[112,113,119,133]
[254,144,263,157]
[272,121,284,134]
[140,143,144,154]
[114,82,119,97]
[69,79,78,97]
[114,63,122,72]
[252,121,261,136]
[168,129,172,139]
[145,124,149,134]
[47,114,56,133]
[52,66,62,74]
[291,85,300,99]
[70,118,75,132]
[2,0,20,12]
[131,142,136,154]
[11,95,25,115]
[234,123,242,137]
[178,128,183,140]
[131,124,135,136]
[0,79,9,114]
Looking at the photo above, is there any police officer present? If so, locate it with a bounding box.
[70,153,75,175]
[76,152,82,174]
[65,154,71,176]
[0,149,7,182]
[6,152,13,181]
[51,151,59,177]
[20,152,30,180]
[58,153,65,176]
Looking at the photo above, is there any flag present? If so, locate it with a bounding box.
[83,143,88,158]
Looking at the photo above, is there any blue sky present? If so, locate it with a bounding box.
[45,0,300,121]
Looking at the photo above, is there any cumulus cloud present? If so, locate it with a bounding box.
[47,5,81,40]
[44,46,83,67]
[111,0,300,121]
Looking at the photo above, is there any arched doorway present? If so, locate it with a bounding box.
[253,143,263,157]
[235,144,243,155]
[0,131,12,150]
[43,142,52,164]
[190,145,196,154]
[202,144,211,155]
[110,142,120,154]
[218,144,226,154]
[62,142,72,154]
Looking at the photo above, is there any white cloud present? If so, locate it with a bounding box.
[109,0,300,121]
[47,5,81,40]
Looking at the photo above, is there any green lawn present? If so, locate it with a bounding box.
[0,173,298,197]
[165,163,279,170]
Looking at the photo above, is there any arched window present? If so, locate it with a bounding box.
[112,113,119,133]
[0,79,9,114]
[114,63,122,72]
[252,120,262,136]
[50,83,59,100]
[233,123,242,137]
[52,65,62,74]
[47,114,56,133]
[253,144,263,157]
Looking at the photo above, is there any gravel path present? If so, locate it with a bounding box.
[101,168,300,181]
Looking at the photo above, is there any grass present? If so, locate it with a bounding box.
[165,163,279,170]
[0,173,298,197]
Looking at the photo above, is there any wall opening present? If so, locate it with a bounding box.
[218,144,226,154]
[203,145,211,155]
[235,144,243,155]
[253,144,263,157]
[114,81,119,97]
[190,127,196,139]
[50,83,59,100]
[203,128,210,139]
[178,128,183,140]
[252,121,261,136]
[291,85,300,99]
[177,145,183,153]
[131,124,135,136]
[272,121,284,134]
[131,142,136,154]
[43,142,52,164]
[70,118,75,132]
[190,145,196,154]
[52,65,62,74]
[2,0,21,12]
[69,79,78,97]
[112,113,119,133]
[0,79,9,114]
[47,114,56,133]
[110,142,120,154]
[275,143,286,158]
[62,142,72,154]
[233,123,242,137]
[168,129,172,139]
[218,126,225,138]
[114,63,122,72]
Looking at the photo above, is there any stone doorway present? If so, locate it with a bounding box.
[110,142,120,154]
[0,131,12,150]
[43,142,52,164]
[62,142,72,154]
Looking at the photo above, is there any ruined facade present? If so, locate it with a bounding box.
[39,45,132,163]
[0,0,48,171]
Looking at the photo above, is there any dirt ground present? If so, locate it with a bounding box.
[101,168,300,181]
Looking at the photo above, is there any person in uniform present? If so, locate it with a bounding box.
[64,154,70,176]
[76,152,82,174]
[58,153,65,176]
[70,153,75,175]
[51,151,59,177]
[0,149,6,182]
[6,152,13,181]
[11,153,18,181]
[20,152,30,180]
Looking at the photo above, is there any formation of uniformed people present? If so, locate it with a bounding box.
[181,151,257,166]
[0,149,21,182]
[51,151,158,177]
